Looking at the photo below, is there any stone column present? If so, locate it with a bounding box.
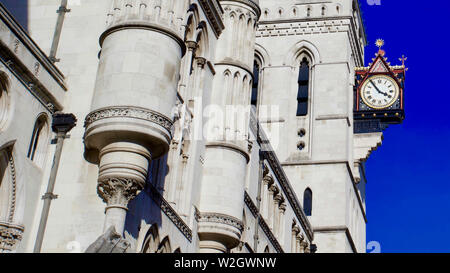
[179,41,197,98]
[296,233,305,253]
[273,193,282,235]
[279,201,286,240]
[268,184,279,229]
[84,0,187,235]
[291,225,300,253]
[261,173,273,220]
[197,0,260,253]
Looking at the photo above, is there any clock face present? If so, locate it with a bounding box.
[360,75,400,109]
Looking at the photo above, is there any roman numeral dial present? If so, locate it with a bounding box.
[360,75,400,109]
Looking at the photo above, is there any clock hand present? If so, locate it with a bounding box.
[369,80,388,97]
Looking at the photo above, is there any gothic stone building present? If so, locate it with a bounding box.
[0,0,388,253]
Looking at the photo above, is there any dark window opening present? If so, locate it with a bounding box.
[303,188,312,216]
[27,118,45,161]
[251,60,260,107]
[297,58,310,116]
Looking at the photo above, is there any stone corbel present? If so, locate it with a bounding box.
[195,57,207,69]
[353,132,383,183]
[0,222,24,253]
[269,184,279,195]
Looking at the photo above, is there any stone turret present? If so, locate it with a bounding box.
[84,0,189,235]
[196,0,260,253]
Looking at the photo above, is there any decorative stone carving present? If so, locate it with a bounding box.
[0,222,24,253]
[244,192,284,253]
[85,226,130,253]
[198,0,225,37]
[84,106,173,134]
[149,183,192,242]
[97,177,144,208]
[197,212,244,233]
[7,148,16,223]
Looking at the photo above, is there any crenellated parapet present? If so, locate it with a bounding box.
[216,0,260,68]
[104,0,188,40]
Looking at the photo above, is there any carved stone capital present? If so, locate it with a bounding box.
[186,40,198,51]
[263,174,274,186]
[269,184,279,194]
[292,225,300,235]
[97,177,144,208]
[0,222,24,252]
[195,57,207,68]
[274,194,283,204]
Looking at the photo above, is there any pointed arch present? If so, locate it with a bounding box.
[195,21,209,59]
[0,145,15,223]
[251,57,262,108]
[184,4,200,42]
[158,236,172,253]
[284,40,321,67]
[141,224,160,253]
[27,113,50,168]
[303,188,312,216]
[255,43,271,67]
[0,70,11,131]
[296,57,310,116]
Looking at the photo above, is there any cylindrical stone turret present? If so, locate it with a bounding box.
[84,0,188,234]
[197,0,260,252]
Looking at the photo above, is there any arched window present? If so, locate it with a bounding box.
[303,188,312,216]
[142,225,160,253]
[0,71,10,131]
[157,236,172,253]
[297,58,310,116]
[251,59,260,107]
[27,115,49,168]
[0,147,13,223]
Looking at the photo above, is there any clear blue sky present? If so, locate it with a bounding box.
[360,0,450,253]
[2,0,449,253]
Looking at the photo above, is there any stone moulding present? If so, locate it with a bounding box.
[148,183,192,242]
[249,110,314,241]
[244,192,283,253]
[198,0,225,38]
[221,0,261,18]
[7,148,16,223]
[84,106,174,134]
[0,47,60,113]
[196,211,244,234]
[99,22,187,56]
[0,5,66,90]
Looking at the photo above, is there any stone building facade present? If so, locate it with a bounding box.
[0,0,384,253]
